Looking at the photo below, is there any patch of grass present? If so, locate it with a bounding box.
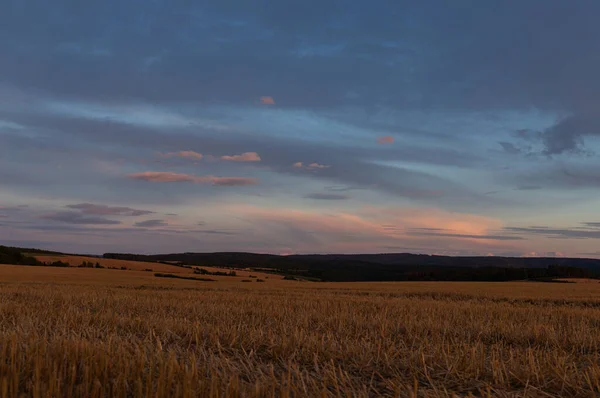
[193,267,237,277]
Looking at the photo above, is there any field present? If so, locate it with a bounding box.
[34,254,283,279]
[0,265,599,397]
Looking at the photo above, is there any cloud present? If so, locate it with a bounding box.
[161,151,204,160]
[41,211,121,225]
[217,203,517,253]
[510,163,600,191]
[304,193,349,200]
[260,96,275,105]
[128,172,197,183]
[307,163,329,169]
[127,172,258,186]
[66,203,154,216]
[498,141,521,154]
[514,185,542,191]
[220,152,261,162]
[505,224,600,239]
[196,229,237,235]
[134,219,168,227]
[541,114,600,155]
[522,251,566,258]
[500,114,600,157]
[578,251,600,257]
[4,2,600,115]
[407,228,525,241]
[0,205,27,218]
[160,150,262,162]
[207,177,259,186]
[293,162,330,170]
[325,185,371,192]
[1,95,488,208]
[377,136,394,144]
[0,205,28,211]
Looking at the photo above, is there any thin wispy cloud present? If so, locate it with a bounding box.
[66,203,154,216]
[305,193,349,200]
[134,219,168,227]
[160,151,204,160]
[293,162,330,170]
[41,211,121,225]
[127,172,258,186]
[407,229,525,241]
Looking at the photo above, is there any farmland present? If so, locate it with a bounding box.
[33,254,283,280]
[0,264,599,397]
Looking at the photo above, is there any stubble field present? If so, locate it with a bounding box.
[0,264,599,397]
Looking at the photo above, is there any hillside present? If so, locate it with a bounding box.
[4,245,599,282]
[104,251,600,282]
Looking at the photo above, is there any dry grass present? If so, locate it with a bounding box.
[556,278,600,284]
[0,265,599,397]
[33,255,283,279]
[35,254,191,273]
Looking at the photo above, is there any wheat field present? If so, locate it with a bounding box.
[33,255,283,280]
[0,265,599,397]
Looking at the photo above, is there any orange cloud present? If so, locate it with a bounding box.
[260,96,275,105]
[127,172,258,186]
[216,204,518,253]
[377,136,394,144]
[161,151,204,160]
[362,206,503,237]
[221,152,262,162]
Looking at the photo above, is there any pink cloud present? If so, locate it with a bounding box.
[207,177,259,186]
[221,152,262,162]
[127,172,258,186]
[377,136,394,144]
[215,204,518,254]
[308,163,329,169]
[128,172,196,183]
[292,162,330,170]
[161,151,204,160]
[260,96,275,105]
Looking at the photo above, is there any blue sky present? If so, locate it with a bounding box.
[2,1,600,256]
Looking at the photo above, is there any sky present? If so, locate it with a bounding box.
[2,1,600,256]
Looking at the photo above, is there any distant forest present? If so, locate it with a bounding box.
[0,246,42,266]
[104,252,600,282]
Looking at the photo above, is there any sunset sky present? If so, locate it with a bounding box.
[2,1,600,256]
